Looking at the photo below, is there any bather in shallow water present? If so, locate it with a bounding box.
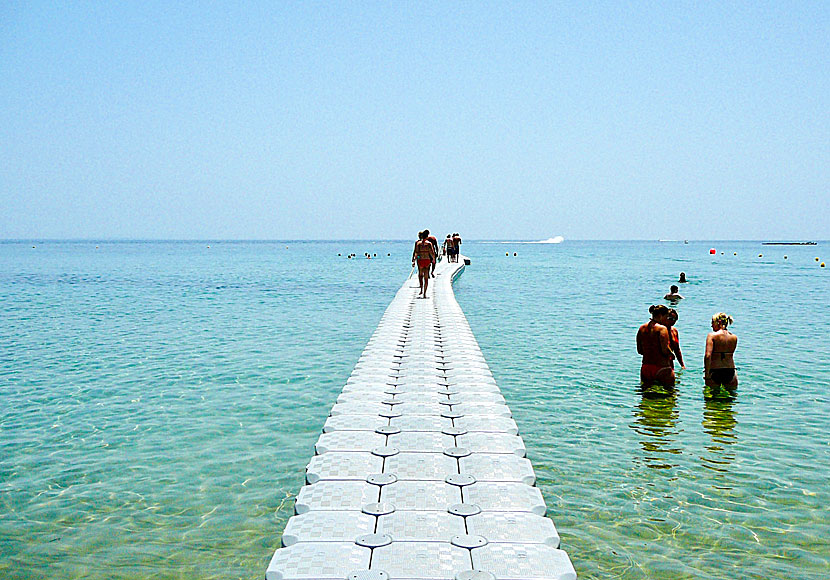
[704,312,738,395]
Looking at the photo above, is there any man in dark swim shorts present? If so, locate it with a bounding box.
[445,234,458,263]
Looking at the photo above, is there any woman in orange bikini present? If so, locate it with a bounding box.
[412,230,436,298]
[704,312,738,391]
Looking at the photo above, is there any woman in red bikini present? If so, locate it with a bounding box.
[637,304,676,387]
[665,308,685,370]
[704,312,738,391]
[412,230,436,298]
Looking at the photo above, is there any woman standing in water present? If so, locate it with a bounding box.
[637,304,675,387]
[665,308,685,370]
[704,312,738,391]
[412,230,435,298]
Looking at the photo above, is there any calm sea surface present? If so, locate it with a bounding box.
[1,240,828,579]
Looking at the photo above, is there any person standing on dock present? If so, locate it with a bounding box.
[452,232,462,262]
[637,305,676,387]
[412,230,436,298]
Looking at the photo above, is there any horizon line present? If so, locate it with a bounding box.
[1,238,825,244]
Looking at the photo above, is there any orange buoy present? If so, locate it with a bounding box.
[709,248,716,254]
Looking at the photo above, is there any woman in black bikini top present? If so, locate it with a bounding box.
[704,312,738,389]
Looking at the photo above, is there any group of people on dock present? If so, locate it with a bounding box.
[637,272,739,396]
[412,230,462,298]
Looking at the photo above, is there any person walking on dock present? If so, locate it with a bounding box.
[452,232,462,262]
[412,230,436,298]
[425,230,439,277]
[445,234,457,263]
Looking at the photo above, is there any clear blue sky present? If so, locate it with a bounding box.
[2,2,827,240]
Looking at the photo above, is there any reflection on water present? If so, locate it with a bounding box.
[701,397,738,476]
[631,387,682,469]
[703,382,737,400]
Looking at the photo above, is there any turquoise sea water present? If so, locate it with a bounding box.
[1,240,828,579]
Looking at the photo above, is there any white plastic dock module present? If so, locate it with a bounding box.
[266,256,577,580]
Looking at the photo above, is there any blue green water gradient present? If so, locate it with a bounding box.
[1,241,828,579]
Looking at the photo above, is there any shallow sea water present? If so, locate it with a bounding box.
[1,240,828,579]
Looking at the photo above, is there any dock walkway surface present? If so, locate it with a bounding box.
[266,256,576,580]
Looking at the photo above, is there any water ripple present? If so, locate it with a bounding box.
[2,240,829,579]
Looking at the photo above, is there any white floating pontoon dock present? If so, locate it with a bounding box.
[266,256,576,580]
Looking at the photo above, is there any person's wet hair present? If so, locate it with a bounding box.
[670,285,679,293]
[649,304,669,317]
[666,308,678,323]
[418,230,427,240]
[712,312,733,328]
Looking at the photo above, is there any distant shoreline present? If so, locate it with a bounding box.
[760,241,817,245]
